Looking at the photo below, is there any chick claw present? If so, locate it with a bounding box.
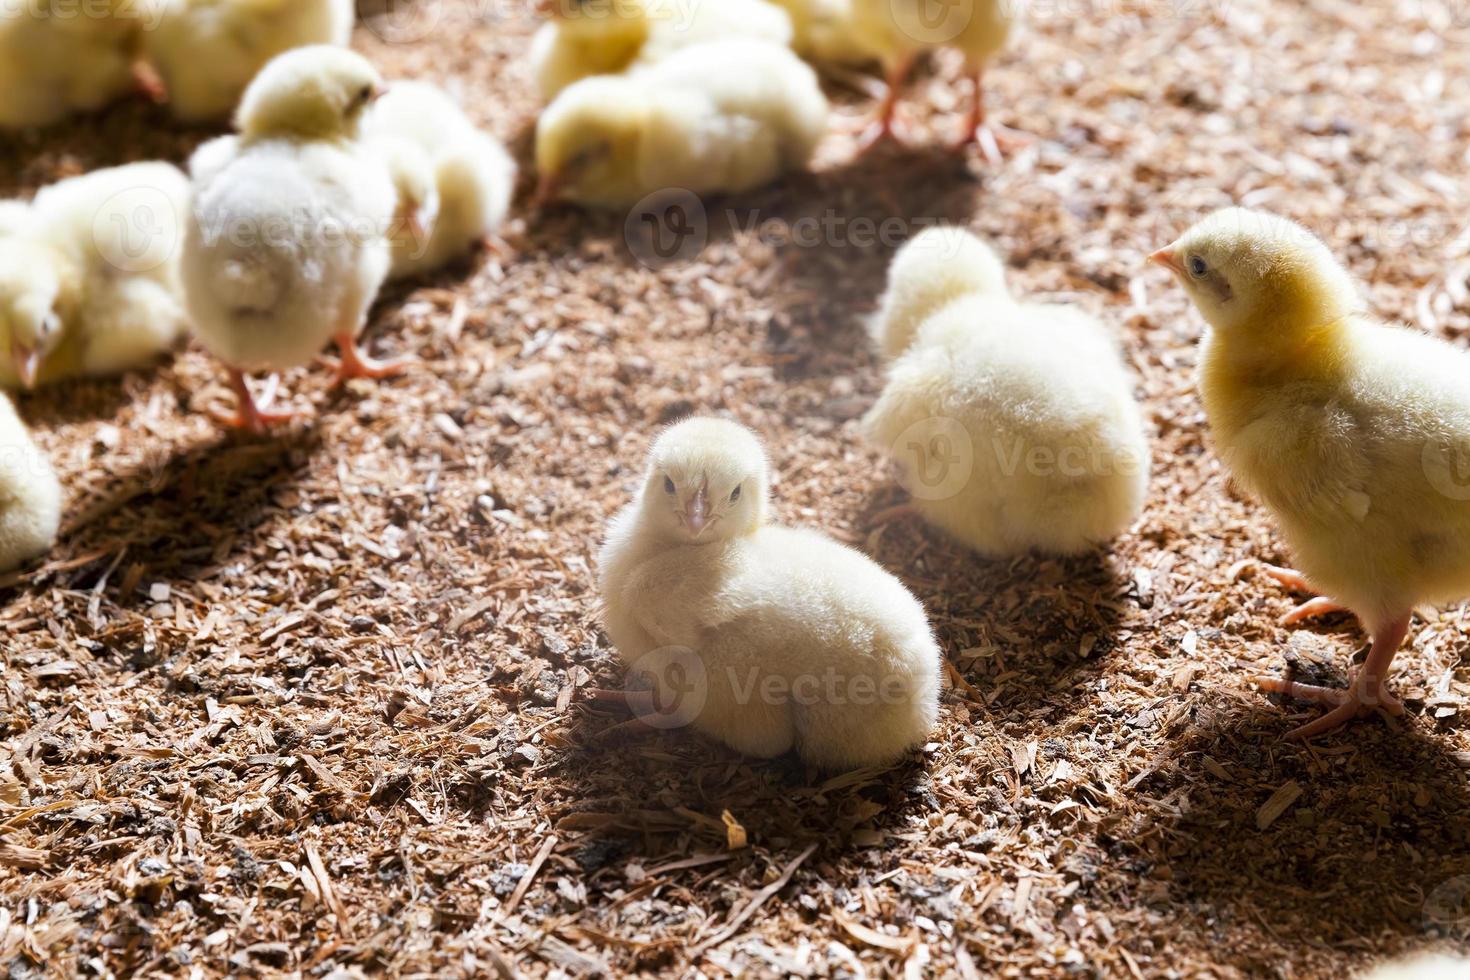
[331,332,413,384]
[215,372,295,435]
[1254,674,1406,740]
[1259,564,1351,624]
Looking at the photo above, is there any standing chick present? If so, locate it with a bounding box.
[1154,207,1470,739]
[598,417,941,770]
[363,82,516,280]
[142,0,355,122]
[770,0,875,65]
[529,0,794,100]
[536,39,828,209]
[0,0,152,129]
[848,0,1018,159]
[0,393,62,574]
[863,227,1149,556]
[182,46,399,433]
[0,163,190,389]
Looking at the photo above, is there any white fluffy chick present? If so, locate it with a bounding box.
[0,0,151,129]
[598,417,942,770]
[0,201,34,238]
[182,46,399,433]
[1362,955,1470,979]
[363,82,516,280]
[0,393,62,574]
[863,227,1149,556]
[849,0,1018,159]
[0,162,190,389]
[529,0,794,100]
[142,0,355,122]
[536,39,828,209]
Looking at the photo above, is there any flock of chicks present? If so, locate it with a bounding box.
[2,0,1470,782]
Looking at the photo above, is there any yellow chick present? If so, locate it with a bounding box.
[598,417,942,769]
[769,0,875,65]
[0,163,191,389]
[529,0,794,100]
[0,0,152,129]
[848,0,1017,159]
[0,392,62,574]
[142,0,355,122]
[863,227,1149,556]
[536,39,828,209]
[1154,207,1470,739]
[363,82,516,280]
[181,46,398,433]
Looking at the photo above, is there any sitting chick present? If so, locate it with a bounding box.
[1153,207,1470,739]
[536,39,828,209]
[598,417,941,770]
[142,0,355,122]
[182,46,399,433]
[863,227,1149,556]
[529,0,794,100]
[849,0,1018,159]
[363,82,516,280]
[0,162,191,389]
[0,0,151,129]
[0,393,62,574]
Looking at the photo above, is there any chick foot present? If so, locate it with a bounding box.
[331,332,413,384]
[853,54,917,157]
[1255,613,1411,739]
[1258,563,1352,624]
[214,371,295,435]
[952,68,1028,166]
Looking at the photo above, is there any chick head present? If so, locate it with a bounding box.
[0,242,64,389]
[873,226,1009,360]
[642,417,770,543]
[236,46,386,143]
[1151,207,1360,337]
[534,77,649,206]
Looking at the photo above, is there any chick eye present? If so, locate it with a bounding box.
[663,476,676,495]
[1187,255,1208,278]
[729,485,741,503]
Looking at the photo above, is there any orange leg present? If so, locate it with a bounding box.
[855,54,917,155]
[1259,564,1352,624]
[1254,613,1411,740]
[870,502,918,526]
[953,66,1029,165]
[331,331,413,384]
[212,370,295,434]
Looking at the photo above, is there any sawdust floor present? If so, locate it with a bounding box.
[4,0,1470,976]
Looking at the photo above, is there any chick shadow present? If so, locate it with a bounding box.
[864,508,1131,724]
[1113,695,1470,968]
[0,100,221,185]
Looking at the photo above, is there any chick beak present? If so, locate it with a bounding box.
[1149,246,1183,275]
[684,486,710,536]
[370,84,389,103]
[12,345,39,389]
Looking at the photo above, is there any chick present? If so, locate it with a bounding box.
[0,162,191,389]
[848,0,1018,159]
[1153,206,1470,739]
[0,201,33,238]
[142,0,355,122]
[181,46,398,433]
[0,0,151,129]
[863,227,1149,556]
[1362,955,1470,980]
[363,82,516,280]
[529,0,794,100]
[770,0,875,65]
[0,393,62,574]
[536,39,828,209]
[598,417,942,770]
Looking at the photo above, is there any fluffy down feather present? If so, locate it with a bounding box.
[536,39,828,208]
[1360,954,1470,980]
[0,392,62,573]
[598,417,941,770]
[0,162,190,388]
[769,0,874,64]
[530,0,794,100]
[364,82,516,279]
[863,227,1149,556]
[0,0,147,129]
[143,0,355,122]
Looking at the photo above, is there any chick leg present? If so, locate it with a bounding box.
[855,54,917,155]
[870,502,918,526]
[214,370,295,435]
[953,67,1029,166]
[331,331,413,384]
[1255,613,1411,740]
[1259,564,1352,624]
